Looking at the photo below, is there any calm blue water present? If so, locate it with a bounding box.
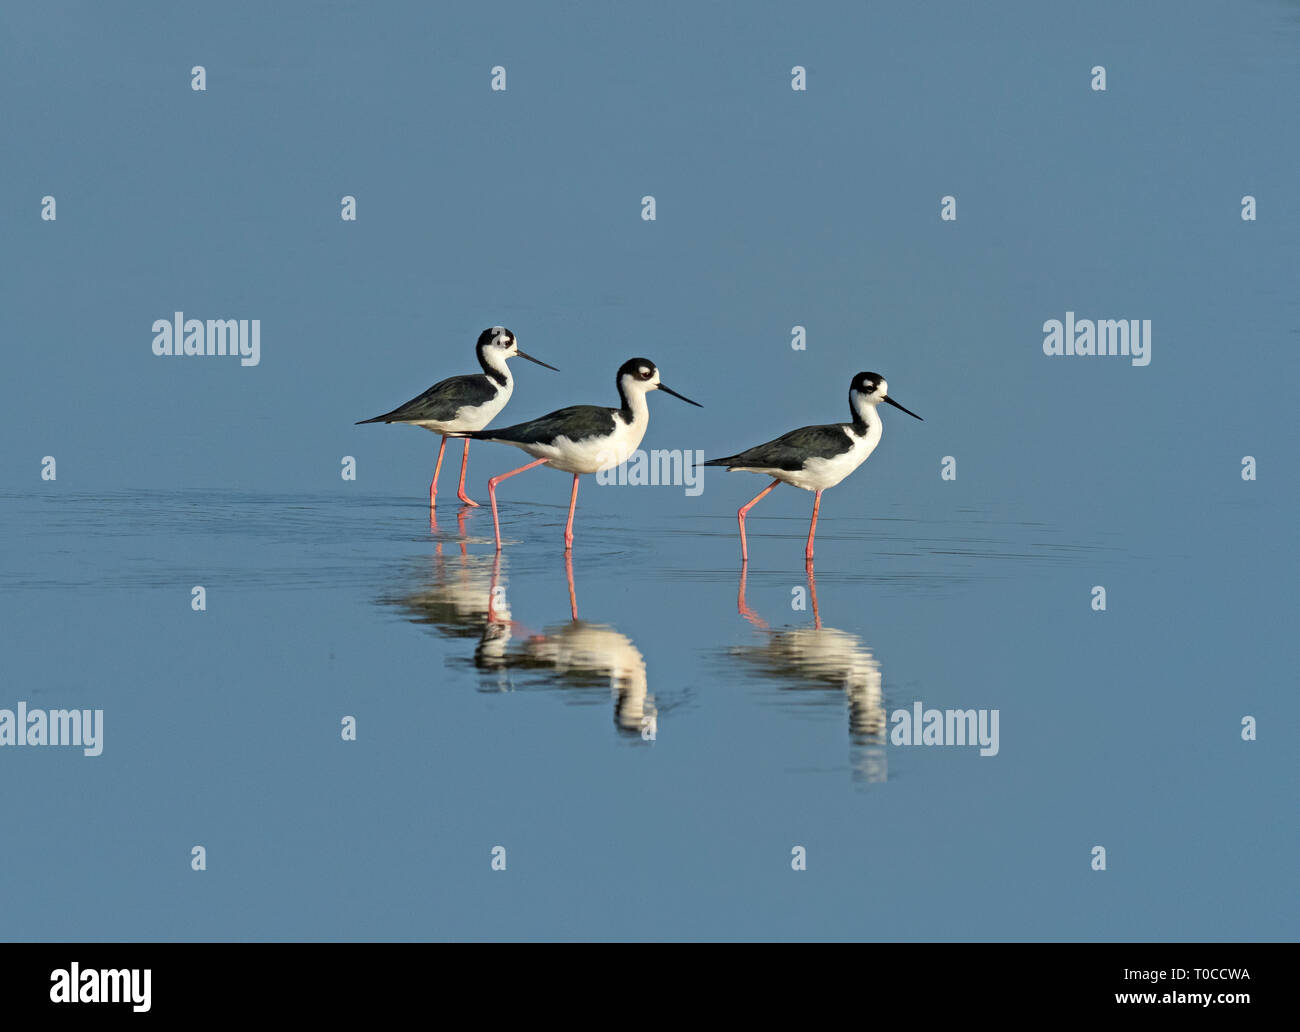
[1,1,1295,941]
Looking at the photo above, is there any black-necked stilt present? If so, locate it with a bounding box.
[448,357,701,551]
[356,327,558,507]
[705,371,921,563]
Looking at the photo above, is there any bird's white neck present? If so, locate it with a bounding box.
[617,377,651,427]
[851,392,882,433]
[480,347,512,387]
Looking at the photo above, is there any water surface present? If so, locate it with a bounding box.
[1,0,1295,941]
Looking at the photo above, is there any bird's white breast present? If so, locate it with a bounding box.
[523,410,648,475]
[737,422,882,492]
[796,424,880,490]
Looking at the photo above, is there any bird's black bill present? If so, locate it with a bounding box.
[517,350,559,371]
[884,395,923,420]
[658,383,702,407]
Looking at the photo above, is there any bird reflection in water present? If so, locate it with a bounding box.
[381,542,656,741]
[379,513,500,642]
[479,556,657,741]
[733,563,887,783]
[428,502,471,544]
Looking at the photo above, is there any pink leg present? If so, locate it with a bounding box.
[564,475,580,553]
[806,559,821,630]
[565,551,578,621]
[456,439,479,507]
[429,435,448,507]
[487,458,548,551]
[805,490,823,562]
[737,479,781,563]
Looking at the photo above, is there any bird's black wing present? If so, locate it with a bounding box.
[356,373,494,424]
[464,405,619,444]
[706,423,853,470]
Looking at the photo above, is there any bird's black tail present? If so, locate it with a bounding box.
[702,456,736,467]
[354,413,393,425]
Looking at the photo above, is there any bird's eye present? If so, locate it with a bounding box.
[640,368,652,379]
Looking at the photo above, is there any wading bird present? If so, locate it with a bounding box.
[356,327,557,507]
[449,358,700,551]
[705,372,921,562]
